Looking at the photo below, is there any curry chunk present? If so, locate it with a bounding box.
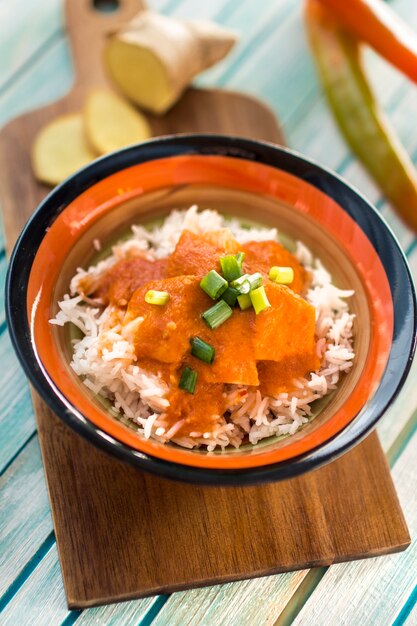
[125,275,209,363]
[78,254,167,306]
[253,281,317,363]
[242,240,306,294]
[166,229,240,277]
[125,274,259,385]
[184,308,258,386]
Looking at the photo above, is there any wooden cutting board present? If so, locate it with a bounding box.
[0,0,410,610]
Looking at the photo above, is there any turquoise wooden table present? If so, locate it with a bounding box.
[1,0,417,624]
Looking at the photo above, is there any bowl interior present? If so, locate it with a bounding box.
[27,154,393,469]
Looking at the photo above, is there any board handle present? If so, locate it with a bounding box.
[65,0,146,92]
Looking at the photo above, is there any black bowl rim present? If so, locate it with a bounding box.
[5,133,417,486]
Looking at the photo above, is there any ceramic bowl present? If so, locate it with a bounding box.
[6,135,416,485]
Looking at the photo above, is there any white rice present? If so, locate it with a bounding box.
[50,205,355,452]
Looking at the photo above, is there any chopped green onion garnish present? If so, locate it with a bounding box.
[220,254,243,281]
[222,286,239,307]
[202,300,233,329]
[247,272,263,291]
[235,251,245,268]
[144,290,170,305]
[269,266,294,285]
[250,285,271,314]
[230,274,251,294]
[237,293,252,310]
[230,272,263,295]
[190,337,215,363]
[200,270,228,300]
[179,366,198,394]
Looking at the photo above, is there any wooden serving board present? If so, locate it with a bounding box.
[0,0,410,610]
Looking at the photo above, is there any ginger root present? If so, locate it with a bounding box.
[84,88,151,155]
[32,90,153,185]
[104,11,238,114]
[32,113,97,186]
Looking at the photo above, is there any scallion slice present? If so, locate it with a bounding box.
[190,337,215,363]
[269,266,294,285]
[202,300,233,329]
[144,290,170,305]
[250,285,271,314]
[179,366,198,394]
[220,254,243,281]
[222,286,239,307]
[235,251,245,268]
[230,274,251,294]
[230,272,263,294]
[247,272,263,291]
[237,293,252,310]
[200,270,228,300]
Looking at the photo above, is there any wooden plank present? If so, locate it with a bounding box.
[0,438,52,597]
[374,247,417,451]
[163,0,236,19]
[403,592,417,626]
[151,573,308,626]
[0,38,72,128]
[0,214,5,251]
[0,545,157,626]
[291,428,417,626]
[289,55,408,172]
[0,432,411,621]
[0,544,71,626]
[0,0,63,91]
[203,0,301,92]
[0,255,7,323]
[133,426,417,626]
[0,331,35,472]
[75,596,157,626]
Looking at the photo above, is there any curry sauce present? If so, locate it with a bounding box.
[80,230,320,437]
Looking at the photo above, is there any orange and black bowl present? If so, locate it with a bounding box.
[5,135,417,485]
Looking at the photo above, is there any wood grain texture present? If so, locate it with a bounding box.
[291,428,417,626]
[151,572,310,626]
[404,595,417,626]
[0,0,63,90]
[1,544,74,626]
[0,332,34,472]
[0,256,7,325]
[0,438,52,597]
[30,404,408,609]
[1,544,156,626]
[0,0,413,617]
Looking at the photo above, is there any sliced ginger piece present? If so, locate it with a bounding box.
[84,88,151,155]
[32,113,97,186]
[104,11,237,114]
